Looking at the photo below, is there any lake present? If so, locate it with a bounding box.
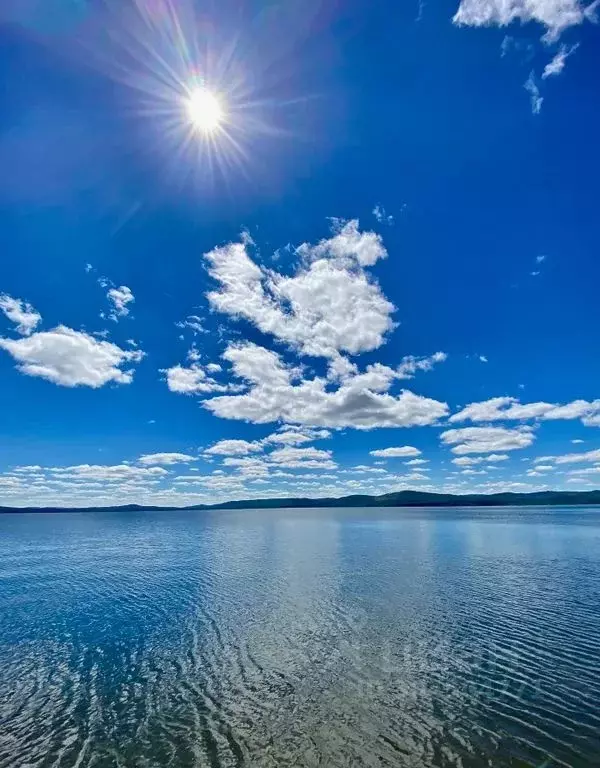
[1,506,599,767]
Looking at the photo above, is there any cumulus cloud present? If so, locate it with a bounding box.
[162,363,235,394]
[452,453,509,465]
[297,219,388,267]
[201,342,449,429]
[542,42,580,76]
[175,315,205,334]
[207,446,338,473]
[138,453,198,466]
[268,446,337,469]
[347,465,388,474]
[0,293,41,335]
[396,352,447,379]
[263,425,332,446]
[50,464,168,481]
[107,285,134,320]
[369,446,421,458]
[450,396,600,425]
[453,0,594,41]
[204,220,395,359]
[221,457,271,477]
[204,427,332,456]
[204,439,264,456]
[537,448,600,465]
[164,221,450,435]
[565,465,600,475]
[441,426,535,454]
[582,412,600,427]
[0,326,143,387]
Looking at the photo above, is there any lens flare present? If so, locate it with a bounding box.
[185,86,224,134]
[95,0,293,196]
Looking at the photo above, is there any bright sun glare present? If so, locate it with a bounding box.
[186,87,224,133]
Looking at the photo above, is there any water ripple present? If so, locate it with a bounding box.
[1,507,600,767]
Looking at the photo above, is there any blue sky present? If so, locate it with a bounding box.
[1,0,599,507]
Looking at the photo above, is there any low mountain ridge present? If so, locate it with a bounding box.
[1,489,600,512]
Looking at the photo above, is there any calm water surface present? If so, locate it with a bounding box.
[1,506,599,768]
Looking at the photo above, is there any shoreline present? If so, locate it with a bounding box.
[2,489,600,513]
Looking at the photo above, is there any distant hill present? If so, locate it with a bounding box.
[1,489,600,513]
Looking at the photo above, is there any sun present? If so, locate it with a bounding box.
[185,86,224,134]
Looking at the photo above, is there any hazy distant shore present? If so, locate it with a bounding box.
[2,489,600,513]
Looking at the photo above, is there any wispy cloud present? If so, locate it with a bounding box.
[542,43,580,78]
[524,71,543,114]
[372,204,394,225]
[0,293,41,336]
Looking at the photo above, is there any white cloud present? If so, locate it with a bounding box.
[369,446,421,458]
[138,453,198,466]
[268,446,336,469]
[162,363,234,394]
[348,465,388,474]
[50,464,168,481]
[201,343,449,429]
[298,219,388,267]
[202,426,332,460]
[396,352,447,379]
[572,438,584,444]
[204,220,395,359]
[400,472,429,482]
[204,439,264,456]
[0,293,41,335]
[187,345,201,363]
[262,425,332,446]
[479,355,488,363]
[542,42,579,77]
[441,426,535,454]
[536,254,547,263]
[450,396,600,425]
[107,285,134,320]
[372,205,394,225]
[165,221,449,434]
[176,315,205,334]
[452,453,509,466]
[0,326,143,387]
[221,457,271,477]
[546,448,600,465]
[565,465,600,475]
[524,71,543,114]
[451,396,544,422]
[582,412,600,427]
[550,402,600,422]
[453,0,594,41]
[405,458,429,466]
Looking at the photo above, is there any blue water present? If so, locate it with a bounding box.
[1,506,600,767]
